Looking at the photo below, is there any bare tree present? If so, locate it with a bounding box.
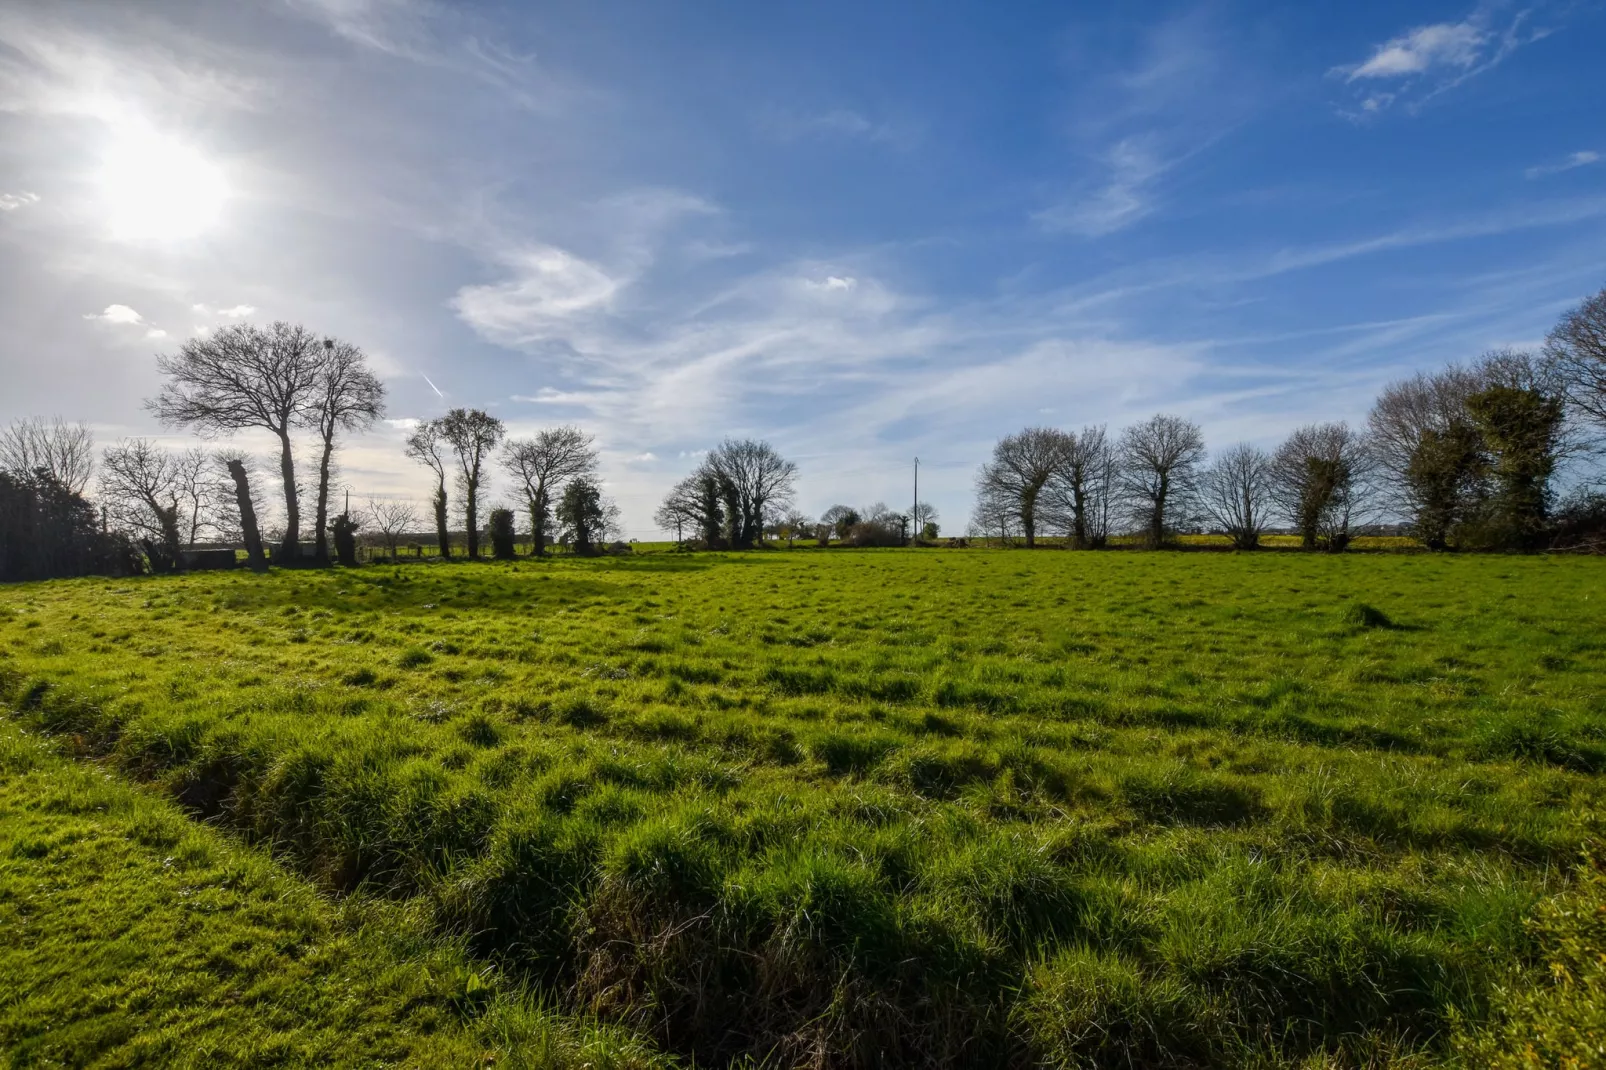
[1040,425,1115,548]
[1545,285,1606,434]
[99,439,185,571]
[367,498,418,559]
[404,420,452,558]
[968,481,1018,545]
[149,322,322,563]
[168,447,215,547]
[502,426,598,557]
[437,407,505,559]
[1269,423,1369,551]
[302,339,385,565]
[0,417,95,494]
[1118,414,1206,546]
[1199,443,1274,549]
[910,501,939,535]
[703,439,797,549]
[975,427,1069,548]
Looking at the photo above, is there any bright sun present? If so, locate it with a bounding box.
[98,127,227,241]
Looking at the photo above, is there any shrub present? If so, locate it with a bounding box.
[489,508,517,560]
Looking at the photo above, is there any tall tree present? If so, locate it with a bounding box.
[502,426,598,557]
[0,417,95,494]
[1041,425,1114,549]
[404,420,452,559]
[1545,285,1606,433]
[149,322,322,563]
[1405,421,1486,550]
[1466,381,1565,548]
[1269,423,1368,551]
[703,439,797,549]
[437,408,505,559]
[98,439,186,572]
[975,427,1068,548]
[1198,443,1274,550]
[1118,414,1206,547]
[302,339,385,565]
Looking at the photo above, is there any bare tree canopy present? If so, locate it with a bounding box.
[975,427,1068,548]
[1039,425,1115,549]
[1199,443,1274,550]
[1118,414,1206,546]
[99,439,186,571]
[703,439,797,549]
[437,408,505,559]
[149,321,323,562]
[367,498,419,558]
[1269,422,1370,551]
[0,416,95,494]
[1545,285,1606,431]
[303,339,385,564]
[503,426,598,556]
[404,420,452,557]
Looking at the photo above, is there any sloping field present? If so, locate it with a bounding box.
[2,549,1603,1067]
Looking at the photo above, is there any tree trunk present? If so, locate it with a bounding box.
[530,484,548,557]
[277,430,300,563]
[313,434,335,565]
[433,483,450,560]
[1150,475,1169,547]
[464,474,480,559]
[226,460,268,573]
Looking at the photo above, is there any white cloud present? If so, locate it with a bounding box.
[1526,150,1600,179]
[383,417,421,430]
[84,303,146,325]
[218,304,255,317]
[145,327,167,338]
[452,245,620,344]
[1333,10,1553,115]
[0,191,40,211]
[1346,21,1485,80]
[808,275,857,292]
[629,452,657,463]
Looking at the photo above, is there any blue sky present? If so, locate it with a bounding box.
[1,0,1602,535]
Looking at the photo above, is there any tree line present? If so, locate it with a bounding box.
[972,290,1606,552]
[3,286,1603,580]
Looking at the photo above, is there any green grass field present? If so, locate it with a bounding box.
[2,549,1603,1067]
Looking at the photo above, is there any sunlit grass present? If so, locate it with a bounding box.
[1,548,1602,1066]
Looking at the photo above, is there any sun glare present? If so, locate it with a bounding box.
[97,127,227,241]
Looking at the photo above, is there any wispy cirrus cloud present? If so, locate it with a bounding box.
[756,106,919,149]
[1333,8,1555,116]
[0,191,40,211]
[1035,9,1257,238]
[1525,150,1600,179]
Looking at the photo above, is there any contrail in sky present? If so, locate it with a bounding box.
[421,373,444,399]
